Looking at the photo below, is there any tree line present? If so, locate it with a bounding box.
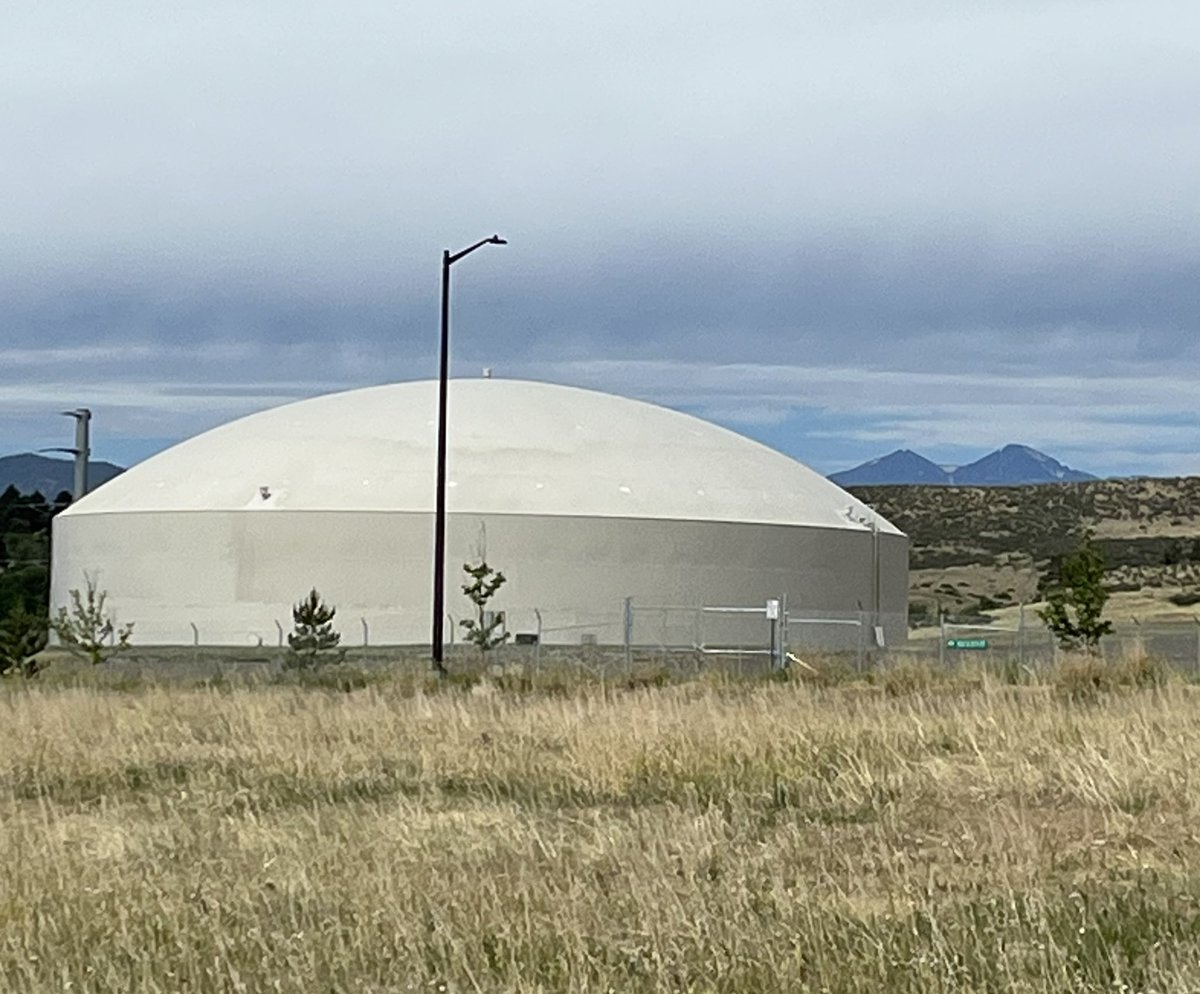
[0,486,71,675]
[0,485,70,619]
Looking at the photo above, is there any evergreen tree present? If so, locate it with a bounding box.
[1038,531,1114,652]
[459,560,510,654]
[286,588,342,668]
[0,605,47,677]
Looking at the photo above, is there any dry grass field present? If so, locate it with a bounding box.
[3,664,1200,993]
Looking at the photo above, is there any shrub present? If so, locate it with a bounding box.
[907,602,932,628]
[0,605,47,678]
[50,577,133,666]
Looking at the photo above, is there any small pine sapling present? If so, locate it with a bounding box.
[1038,530,1114,653]
[50,577,134,666]
[459,560,510,654]
[286,588,342,669]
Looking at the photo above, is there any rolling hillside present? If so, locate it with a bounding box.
[850,476,1200,623]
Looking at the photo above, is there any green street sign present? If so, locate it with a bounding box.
[947,638,989,650]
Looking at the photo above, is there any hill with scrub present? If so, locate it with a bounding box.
[850,476,1200,624]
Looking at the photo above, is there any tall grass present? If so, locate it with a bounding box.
[2,668,1200,992]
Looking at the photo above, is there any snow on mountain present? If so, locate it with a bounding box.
[951,445,1095,485]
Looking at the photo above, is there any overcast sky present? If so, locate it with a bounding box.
[3,1,1199,477]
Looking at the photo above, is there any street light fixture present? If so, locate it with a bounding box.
[431,235,507,673]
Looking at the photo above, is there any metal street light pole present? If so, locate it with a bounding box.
[431,235,506,673]
[40,408,92,500]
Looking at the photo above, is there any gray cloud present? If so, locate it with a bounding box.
[3,0,1199,475]
[7,2,1199,266]
[7,230,1197,366]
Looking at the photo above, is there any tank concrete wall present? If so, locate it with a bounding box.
[52,510,907,648]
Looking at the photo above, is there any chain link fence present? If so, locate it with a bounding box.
[901,614,1200,675]
[99,597,1200,679]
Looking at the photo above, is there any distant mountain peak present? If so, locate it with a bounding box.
[952,445,1094,486]
[831,445,1096,487]
[0,452,124,498]
[830,449,950,486]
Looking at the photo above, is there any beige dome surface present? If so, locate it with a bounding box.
[65,378,899,534]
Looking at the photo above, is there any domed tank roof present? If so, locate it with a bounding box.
[64,379,900,533]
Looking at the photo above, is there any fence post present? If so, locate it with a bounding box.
[779,592,788,670]
[1017,602,1025,670]
[190,622,199,647]
[534,609,543,669]
[660,606,668,665]
[1194,615,1199,676]
[939,612,946,669]
[856,610,865,673]
[361,617,369,647]
[623,597,633,667]
[274,619,283,647]
[768,598,778,672]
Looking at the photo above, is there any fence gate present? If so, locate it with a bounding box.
[782,611,870,670]
[624,598,787,669]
